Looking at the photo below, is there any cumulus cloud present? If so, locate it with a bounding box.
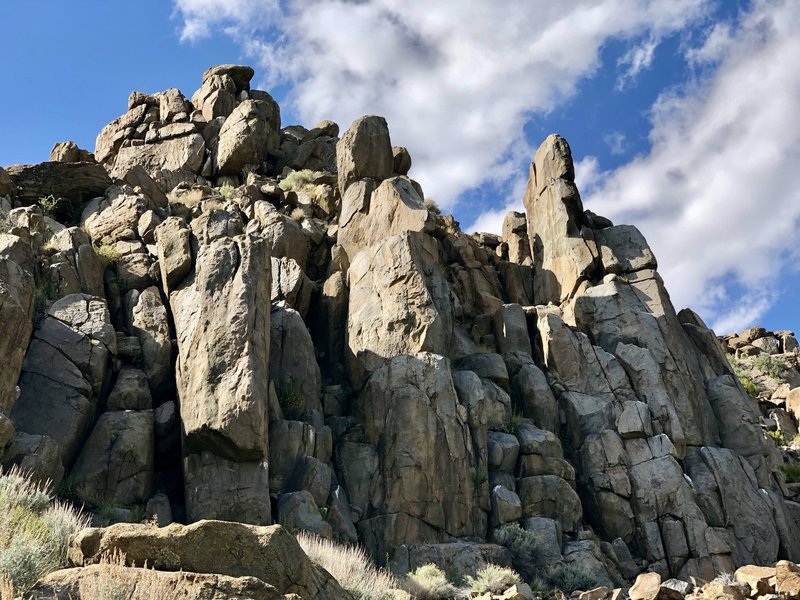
[173,0,711,207]
[582,0,800,332]
[616,35,659,89]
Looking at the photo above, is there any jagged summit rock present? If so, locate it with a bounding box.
[1,64,800,595]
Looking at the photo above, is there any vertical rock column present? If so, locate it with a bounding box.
[170,233,272,524]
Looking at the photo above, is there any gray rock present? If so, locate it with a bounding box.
[336,115,393,194]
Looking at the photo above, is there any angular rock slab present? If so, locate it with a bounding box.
[347,232,452,386]
[172,234,271,460]
[355,353,479,544]
[68,520,351,600]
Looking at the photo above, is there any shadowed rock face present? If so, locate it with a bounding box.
[2,64,799,590]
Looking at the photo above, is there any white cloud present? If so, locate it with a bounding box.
[582,0,800,332]
[603,131,627,155]
[616,35,659,89]
[173,0,712,208]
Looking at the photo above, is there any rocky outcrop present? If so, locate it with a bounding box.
[2,65,799,593]
[68,520,351,600]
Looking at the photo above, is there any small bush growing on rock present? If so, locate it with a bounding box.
[276,383,303,420]
[279,169,324,193]
[218,182,235,198]
[93,242,119,268]
[466,564,521,594]
[296,532,397,600]
[494,524,541,582]
[782,463,800,483]
[403,564,460,599]
[423,197,441,215]
[728,359,759,397]
[768,430,788,447]
[547,565,600,593]
[37,195,58,217]
[32,275,57,325]
[0,467,89,593]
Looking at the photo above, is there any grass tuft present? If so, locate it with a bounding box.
[547,565,600,593]
[279,169,324,193]
[296,532,397,600]
[93,242,120,268]
[494,524,541,582]
[782,463,800,484]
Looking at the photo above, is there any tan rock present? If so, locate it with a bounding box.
[735,565,776,597]
[67,520,351,600]
[630,572,662,600]
[336,115,393,194]
[155,216,192,294]
[215,99,280,175]
[579,586,610,600]
[776,561,800,598]
[502,582,535,599]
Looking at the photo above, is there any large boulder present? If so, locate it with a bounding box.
[126,287,172,395]
[347,232,452,385]
[171,234,271,461]
[70,410,154,506]
[354,353,480,553]
[215,99,280,175]
[110,133,206,189]
[67,520,352,600]
[336,115,393,193]
[0,246,33,413]
[5,161,112,217]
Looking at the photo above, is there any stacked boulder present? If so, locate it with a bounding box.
[1,66,799,589]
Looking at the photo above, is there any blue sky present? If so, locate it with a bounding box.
[1,0,797,336]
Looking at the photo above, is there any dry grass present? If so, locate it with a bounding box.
[403,564,461,600]
[0,467,89,593]
[279,169,324,193]
[296,532,397,600]
[0,574,13,600]
[78,550,187,600]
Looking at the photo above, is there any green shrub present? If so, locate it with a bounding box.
[276,383,303,420]
[494,524,541,582]
[0,468,89,593]
[403,564,459,600]
[218,183,235,198]
[782,464,800,484]
[93,242,119,268]
[466,564,521,594]
[547,565,600,593]
[768,430,788,447]
[728,358,759,397]
[297,532,397,600]
[32,275,57,326]
[278,170,324,193]
[751,353,789,380]
[37,195,58,217]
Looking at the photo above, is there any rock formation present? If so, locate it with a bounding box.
[2,65,800,595]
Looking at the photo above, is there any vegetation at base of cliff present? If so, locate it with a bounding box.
[218,182,235,198]
[0,467,89,594]
[767,430,788,446]
[465,564,521,594]
[546,564,600,594]
[403,564,460,600]
[278,169,324,193]
[76,549,185,600]
[296,532,397,600]
[493,524,542,582]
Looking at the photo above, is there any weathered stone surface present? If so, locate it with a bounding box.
[126,287,172,394]
[338,175,435,261]
[355,353,480,548]
[491,485,522,526]
[517,475,582,532]
[392,541,512,578]
[734,565,775,596]
[0,249,33,413]
[0,166,15,198]
[277,490,333,538]
[215,100,280,175]
[2,432,64,487]
[68,520,351,600]
[629,572,662,600]
[5,161,112,212]
[70,410,154,506]
[50,141,94,163]
[524,135,598,304]
[107,367,152,411]
[596,225,656,275]
[347,232,451,385]
[270,305,321,421]
[510,362,559,432]
[776,561,800,597]
[29,564,284,600]
[155,216,192,294]
[336,115,393,193]
[184,452,271,525]
[111,133,205,185]
[203,64,255,90]
[171,235,270,461]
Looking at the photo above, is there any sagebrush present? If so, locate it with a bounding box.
[0,467,89,593]
[403,564,460,600]
[279,169,324,193]
[466,564,521,594]
[494,524,541,582]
